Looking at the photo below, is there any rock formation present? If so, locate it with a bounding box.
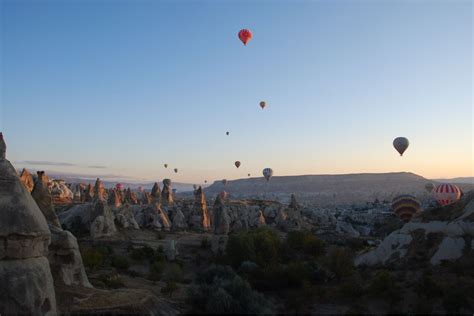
[31,171,61,228]
[289,193,300,209]
[164,240,179,261]
[124,188,139,205]
[0,133,57,315]
[84,183,94,202]
[212,195,230,235]
[171,207,188,231]
[73,184,82,203]
[151,182,161,202]
[114,205,140,229]
[189,187,211,231]
[50,179,73,204]
[107,189,122,208]
[140,191,152,205]
[19,168,34,192]
[161,180,174,207]
[93,178,106,202]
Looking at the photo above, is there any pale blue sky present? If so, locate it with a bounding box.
[1,0,472,183]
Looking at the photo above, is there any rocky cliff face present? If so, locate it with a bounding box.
[31,171,61,228]
[355,191,474,267]
[0,133,57,315]
[189,187,211,231]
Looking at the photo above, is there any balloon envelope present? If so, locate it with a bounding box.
[393,137,409,156]
[392,194,421,222]
[263,168,273,181]
[235,161,241,168]
[259,101,266,109]
[226,131,229,136]
[174,168,178,173]
[238,29,252,45]
[433,183,461,206]
[115,183,124,191]
[164,164,168,168]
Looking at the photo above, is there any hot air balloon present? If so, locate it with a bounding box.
[235,161,241,168]
[433,183,461,206]
[238,29,252,45]
[163,179,172,187]
[174,168,178,173]
[391,194,421,222]
[115,183,124,191]
[204,180,208,184]
[248,173,251,177]
[164,164,168,168]
[220,191,228,200]
[259,101,267,109]
[222,179,227,186]
[393,137,409,156]
[425,183,435,193]
[226,131,229,136]
[263,168,273,181]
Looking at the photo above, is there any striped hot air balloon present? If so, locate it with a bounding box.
[433,183,462,206]
[392,194,422,222]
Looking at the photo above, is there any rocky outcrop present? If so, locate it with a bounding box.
[0,133,57,315]
[19,168,34,192]
[132,203,171,231]
[189,187,210,231]
[289,193,300,209]
[31,171,61,228]
[212,195,230,235]
[107,188,122,208]
[48,225,92,288]
[93,178,106,202]
[140,191,152,205]
[58,200,117,238]
[161,180,174,207]
[114,205,140,229]
[151,182,161,202]
[171,207,188,231]
[164,240,179,261]
[355,191,474,267]
[124,188,138,205]
[50,179,73,204]
[84,183,94,202]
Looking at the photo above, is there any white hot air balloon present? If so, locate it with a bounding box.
[262,168,273,181]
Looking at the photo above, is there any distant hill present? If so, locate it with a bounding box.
[204,172,474,207]
[432,177,474,184]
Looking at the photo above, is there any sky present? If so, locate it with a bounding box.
[1,0,472,183]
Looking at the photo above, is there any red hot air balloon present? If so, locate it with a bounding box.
[235,161,241,168]
[238,29,252,45]
[433,183,462,206]
[115,183,124,191]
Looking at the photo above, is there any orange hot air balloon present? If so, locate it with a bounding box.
[259,101,266,109]
[238,29,252,45]
[235,161,241,168]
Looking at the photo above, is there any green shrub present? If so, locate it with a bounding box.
[415,271,441,298]
[97,271,124,289]
[82,248,104,271]
[287,231,325,257]
[110,255,130,271]
[338,275,365,298]
[164,263,184,283]
[324,248,354,280]
[368,270,401,304]
[161,281,178,297]
[187,265,273,315]
[129,245,155,263]
[287,261,311,287]
[226,227,281,268]
[148,261,165,282]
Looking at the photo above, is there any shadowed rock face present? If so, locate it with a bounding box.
[31,171,61,228]
[151,182,161,202]
[161,181,174,207]
[212,195,230,235]
[124,188,138,205]
[93,178,106,202]
[0,133,57,315]
[107,189,122,208]
[84,183,94,202]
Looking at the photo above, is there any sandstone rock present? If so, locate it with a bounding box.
[171,207,188,231]
[93,178,106,202]
[90,200,117,238]
[151,182,161,202]
[161,180,174,207]
[107,188,122,208]
[19,168,34,192]
[114,205,140,229]
[132,203,171,231]
[31,171,61,228]
[73,184,82,203]
[289,193,300,209]
[212,195,230,235]
[0,133,57,315]
[124,188,138,205]
[430,237,465,265]
[84,183,94,202]
[48,225,92,288]
[140,191,152,205]
[188,187,210,231]
[335,220,360,238]
[50,179,73,204]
